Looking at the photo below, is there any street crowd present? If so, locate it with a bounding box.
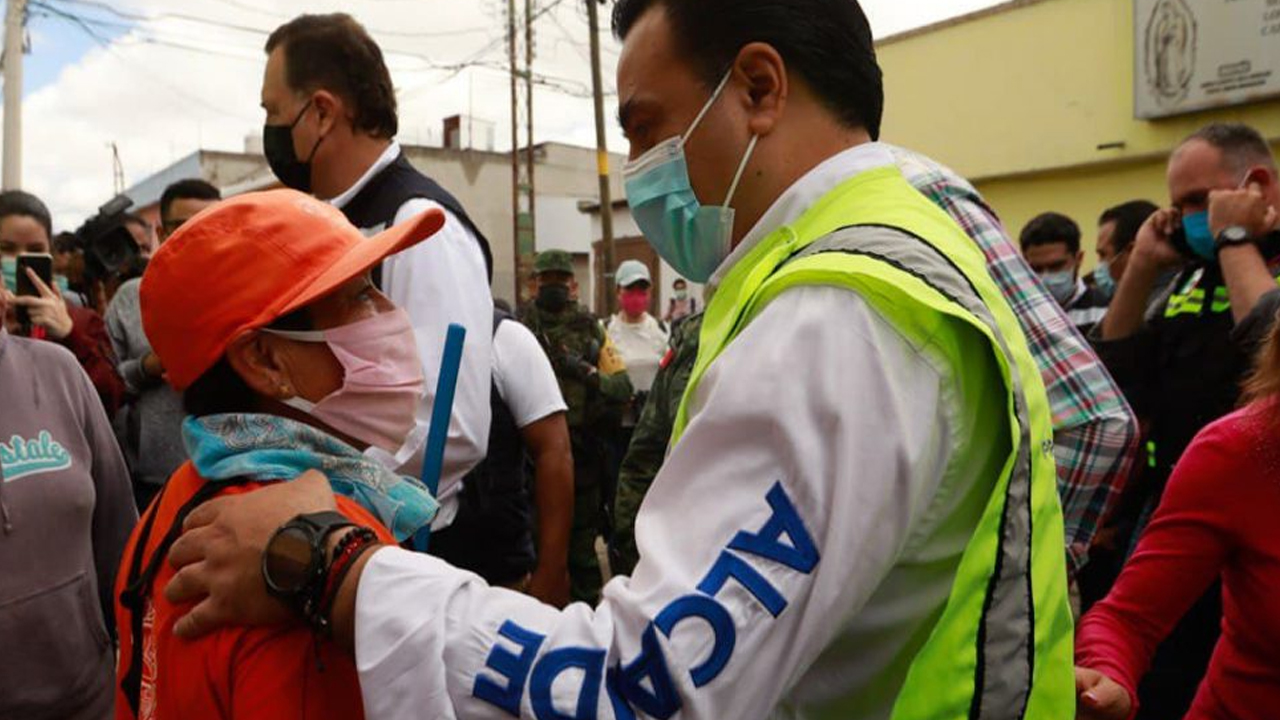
[1,1,1279,719]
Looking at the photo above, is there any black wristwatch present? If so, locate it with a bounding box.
[263,511,353,614]
[1215,225,1253,254]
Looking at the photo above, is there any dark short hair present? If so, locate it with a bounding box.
[0,190,52,239]
[160,179,220,224]
[266,14,398,139]
[52,231,78,254]
[1098,200,1159,255]
[612,0,884,139]
[183,307,313,417]
[1182,122,1276,175]
[1020,212,1082,255]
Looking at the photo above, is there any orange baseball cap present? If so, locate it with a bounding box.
[141,189,445,391]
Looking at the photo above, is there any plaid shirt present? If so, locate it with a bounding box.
[891,146,1139,574]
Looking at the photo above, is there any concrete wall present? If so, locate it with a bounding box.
[875,0,1280,268]
[404,143,626,306]
[133,141,630,306]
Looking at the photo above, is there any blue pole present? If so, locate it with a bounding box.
[413,323,467,552]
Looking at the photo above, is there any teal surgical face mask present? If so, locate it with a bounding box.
[1094,260,1116,299]
[0,257,15,292]
[623,70,759,284]
[1181,210,1216,262]
[1040,269,1077,306]
[1180,172,1256,263]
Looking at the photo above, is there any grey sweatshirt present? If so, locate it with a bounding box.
[104,278,187,487]
[0,329,138,720]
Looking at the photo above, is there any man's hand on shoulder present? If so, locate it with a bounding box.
[165,470,337,639]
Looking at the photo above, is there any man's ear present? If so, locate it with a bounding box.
[311,89,343,137]
[225,332,293,400]
[1075,250,1085,268]
[1246,165,1278,194]
[733,42,788,139]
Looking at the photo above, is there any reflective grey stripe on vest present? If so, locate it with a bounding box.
[791,225,1035,720]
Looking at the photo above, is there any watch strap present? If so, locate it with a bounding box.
[1215,225,1252,251]
[299,510,355,537]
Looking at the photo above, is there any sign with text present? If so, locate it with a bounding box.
[1135,0,1280,118]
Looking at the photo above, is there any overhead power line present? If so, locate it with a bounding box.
[46,0,497,40]
[31,1,258,121]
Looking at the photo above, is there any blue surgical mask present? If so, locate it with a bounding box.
[1040,270,1077,306]
[1181,211,1216,262]
[1094,260,1115,299]
[623,71,759,284]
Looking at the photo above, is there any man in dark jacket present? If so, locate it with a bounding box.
[1095,121,1280,719]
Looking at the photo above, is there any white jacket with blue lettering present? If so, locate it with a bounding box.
[353,146,1006,720]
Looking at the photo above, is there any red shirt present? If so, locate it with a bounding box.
[113,463,393,720]
[56,304,127,416]
[1077,405,1280,719]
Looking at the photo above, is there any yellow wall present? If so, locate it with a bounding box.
[875,0,1280,268]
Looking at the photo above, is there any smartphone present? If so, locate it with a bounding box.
[15,253,53,334]
[1167,225,1194,259]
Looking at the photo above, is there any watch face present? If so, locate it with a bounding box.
[265,525,315,595]
[1225,226,1250,243]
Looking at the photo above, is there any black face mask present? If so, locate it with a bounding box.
[263,99,323,192]
[537,283,571,312]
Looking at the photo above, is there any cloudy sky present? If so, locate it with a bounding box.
[10,0,1004,229]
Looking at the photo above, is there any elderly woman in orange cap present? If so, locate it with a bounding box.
[113,189,444,720]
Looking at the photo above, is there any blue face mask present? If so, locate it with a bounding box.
[1040,270,1077,306]
[623,71,759,284]
[1181,210,1217,262]
[1094,260,1116,299]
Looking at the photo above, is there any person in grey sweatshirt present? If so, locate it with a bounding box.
[105,178,221,511]
[0,273,138,720]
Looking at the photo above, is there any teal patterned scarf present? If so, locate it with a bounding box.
[182,414,437,541]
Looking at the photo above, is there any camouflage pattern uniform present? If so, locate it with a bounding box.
[520,251,632,604]
[610,311,703,577]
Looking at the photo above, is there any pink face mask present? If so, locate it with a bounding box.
[620,288,650,317]
[264,308,425,453]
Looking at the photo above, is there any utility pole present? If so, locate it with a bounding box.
[508,0,520,302]
[586,0,616,313]
[2,0,26,190]
[508,0,537,304]
[524,0,536,269]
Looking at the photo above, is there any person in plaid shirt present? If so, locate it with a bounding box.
[612,145,1138,579]
[889,146,1140,575]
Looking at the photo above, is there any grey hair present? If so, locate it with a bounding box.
[1181,122,1277,175]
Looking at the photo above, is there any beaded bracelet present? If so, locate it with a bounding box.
[311,526,380,634]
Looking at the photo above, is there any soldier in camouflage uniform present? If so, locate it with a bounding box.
[610,310,703,577]
[519,250,632,604]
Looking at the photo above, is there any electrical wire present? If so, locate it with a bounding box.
[47,0,498,40]
[45,0,270,36]
[31,1,260,121]
[29,5,266,57]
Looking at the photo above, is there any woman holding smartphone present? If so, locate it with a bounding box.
[0,190,126,415]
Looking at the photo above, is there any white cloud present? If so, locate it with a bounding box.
[10,0,1000,229]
